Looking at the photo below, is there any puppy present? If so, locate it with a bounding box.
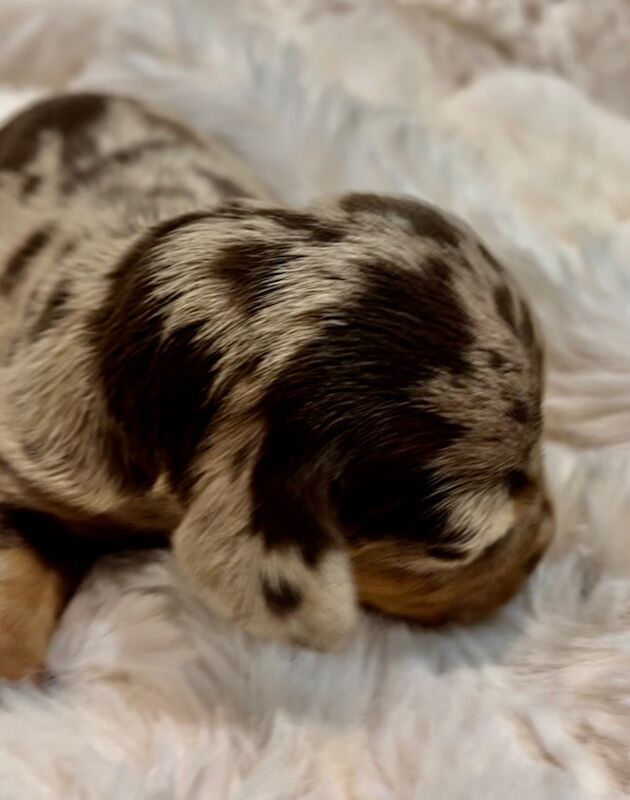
[0,93,552,679]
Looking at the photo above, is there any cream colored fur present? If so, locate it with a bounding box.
[0,1,628,798]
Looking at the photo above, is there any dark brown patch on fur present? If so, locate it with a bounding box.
[494,285,518,333]
[254,209,345,243]
[0,506,92,580]
[523,547,544,575]
[0,93,106,174]
[337,440,466,551]
[0,505,166,565]
[251,255,473,565]
[0,226,52,295]
[488,350,507,370]
[0,94,182,197]
[214,241,294,315]
[360,256,474,376]
[62,140,175,193]
[261,577,302,616]
[342,193,460,247]
[216,203,344,244]
[147,210,215,239]
[510,399,529,424]
[505,469,532,497]
[30,280,70,340]
[251,461,332,567]
[90,212,223,494]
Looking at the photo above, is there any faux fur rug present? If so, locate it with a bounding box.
[1,1,630,797]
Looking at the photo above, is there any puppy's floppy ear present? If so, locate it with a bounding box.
[172,447,358,651]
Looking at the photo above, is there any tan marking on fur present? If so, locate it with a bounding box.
[0,546,68,680]
[351,495,553,625]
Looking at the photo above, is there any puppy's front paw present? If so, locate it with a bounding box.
[257,547,357,651]
[174,518,357,651]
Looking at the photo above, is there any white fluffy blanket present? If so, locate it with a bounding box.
[1,2,630,797]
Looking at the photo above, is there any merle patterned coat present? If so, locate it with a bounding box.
[0,94,552,679]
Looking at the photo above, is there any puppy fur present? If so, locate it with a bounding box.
[0,93,552,676]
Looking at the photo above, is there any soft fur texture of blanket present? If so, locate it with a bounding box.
[1,1,630,797]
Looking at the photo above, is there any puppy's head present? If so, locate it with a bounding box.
[347,476,553,627]
[247,193,553,631]
[102,193,552,647]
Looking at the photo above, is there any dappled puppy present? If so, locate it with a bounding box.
[0,93,552,679]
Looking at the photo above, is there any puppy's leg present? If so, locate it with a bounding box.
[173,428,358,651]
[0,507,83,681]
